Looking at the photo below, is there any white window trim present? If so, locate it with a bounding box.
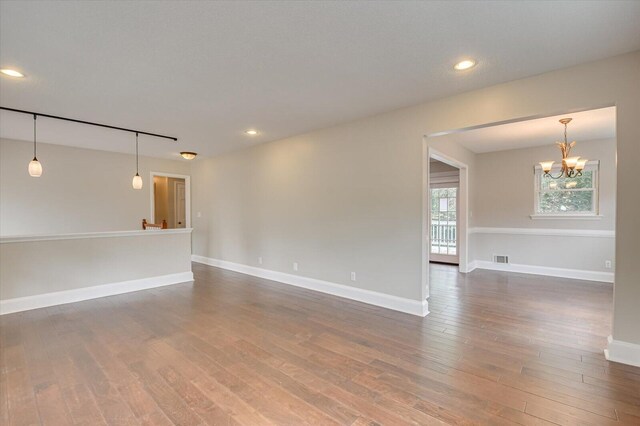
[532,160,600,218]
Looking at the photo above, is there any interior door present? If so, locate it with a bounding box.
[175,181,186,228]
[429,186,459,264]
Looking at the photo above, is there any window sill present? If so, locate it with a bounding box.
[530,214,603,220]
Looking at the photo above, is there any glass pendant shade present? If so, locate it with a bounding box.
[564,156,580,169]
[28,157,42,177]
[539,161,554,173]
[575,158,588,171]
[132,173,143,190]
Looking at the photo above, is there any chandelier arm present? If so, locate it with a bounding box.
[544,170,566,180]
[566,169,583,178]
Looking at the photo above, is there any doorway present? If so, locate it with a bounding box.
[421,147,470,300]
[429,159,459,264]
[150,172,191,228]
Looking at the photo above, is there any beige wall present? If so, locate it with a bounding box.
[473,138,616,229]
[191,122,475,300]
[471,233,615,273]
[192,51,640,346]
[0,231,192,300]
[0,139,191,235]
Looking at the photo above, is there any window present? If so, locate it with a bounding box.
[534,161,599,216]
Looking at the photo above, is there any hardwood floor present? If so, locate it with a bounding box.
[2,262,639,425]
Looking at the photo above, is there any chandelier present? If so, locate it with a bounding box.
[539,118,587,179]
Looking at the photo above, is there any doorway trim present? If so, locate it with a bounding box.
[173,180,186,228]
[149,171,192,228]
[422,145,470,298]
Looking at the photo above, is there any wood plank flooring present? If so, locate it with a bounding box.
[2,262,639,425]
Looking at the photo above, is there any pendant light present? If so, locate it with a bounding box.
[28,114,43,177]
[132,132,143,189]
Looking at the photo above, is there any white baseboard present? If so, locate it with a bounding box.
[604,335,640,367]
[0,271,194,315]
[192,255,428,317]
[472,260,614,283]
[464,261,477,273]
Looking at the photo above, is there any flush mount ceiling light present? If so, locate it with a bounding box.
[453,59,477,71]
[245,129,258,135]
[132,132,143,190]
[180,151,197,160]
[0,68,25,78]
[539,118,588,179]
[28,114,42,177]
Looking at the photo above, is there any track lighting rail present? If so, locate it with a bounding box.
[0,106,178,142]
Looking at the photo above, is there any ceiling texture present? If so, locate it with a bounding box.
[1,1,639,159]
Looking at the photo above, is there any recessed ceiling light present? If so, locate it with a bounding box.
[453,59,477,71]
[0,68,25,78]
[245,129,258,135]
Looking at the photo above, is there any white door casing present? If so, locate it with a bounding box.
[174,181,186,228]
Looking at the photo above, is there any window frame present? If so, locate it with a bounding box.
[533,160,600,218]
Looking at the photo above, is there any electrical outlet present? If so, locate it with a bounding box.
[197,212,202,218]
[258,257,263,265]
[351,272,357,281]
[605,260,612,269]
[293,262,298,271]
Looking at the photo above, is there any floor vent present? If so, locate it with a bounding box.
[494,255,509,264]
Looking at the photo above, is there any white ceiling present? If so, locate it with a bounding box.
[1,1,639,160]
[439,106,616,154]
